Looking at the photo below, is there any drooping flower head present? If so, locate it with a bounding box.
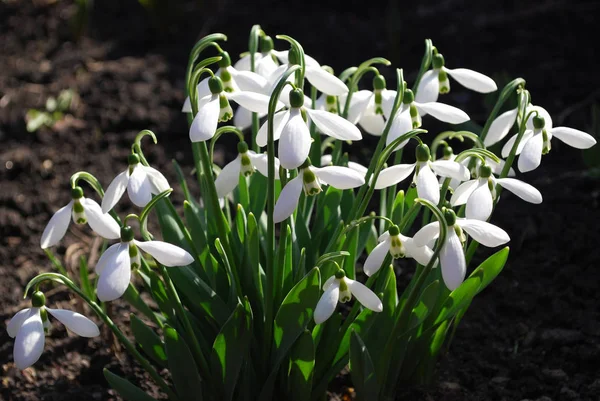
[343,74,395,136]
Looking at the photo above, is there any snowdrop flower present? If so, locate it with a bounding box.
[314,270,382,324]
[496,107,596,172]
[315,93,340,114]
[189,75,284,142]
[320,154,368,177]
[8,291,99,370]
[485,105,551,148]
[256,88,362,169]
[414,209,510,290]
[363,225,434,276]
[343,75,396,136]
[234,35,281,78]
[41,186,120,249]
[95,226,194,302]
[385,89,470,148]
[215,141,281,198]
[416,53,497,104]
[101,153,170,213]
[375,144,470,205]
[274,158,365,223]
[450,164,542,221]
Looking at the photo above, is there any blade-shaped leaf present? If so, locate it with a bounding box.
[130,314,167,368]
[164,326,204,401]
[350,331,378,401]
[103,369,158,401]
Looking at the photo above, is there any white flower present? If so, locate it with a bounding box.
[189,75,284,142]
[101,154,170,213]
[314,271,382,324]
[320,154,368,177]
[41,186,120,249]
[496,106,596,172]
[256,88,362,169]
[234,36,281,78]
[363,225,434,276]
[451,164,542,221]
[215,141,281,198]
[95,226,194,302]
[416,52,497,104]
[273,159,365,223]
[385,89,470,148]
[414,210,510,290]
[8,291,99,370]
[342,75,396,136]
[375,144,470,205]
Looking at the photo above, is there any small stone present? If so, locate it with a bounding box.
[542,368,567,380]
[439,381,461,390]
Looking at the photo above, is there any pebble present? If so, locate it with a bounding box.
[439,381,461,390]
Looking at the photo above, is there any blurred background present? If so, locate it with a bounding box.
[1,0,599,400]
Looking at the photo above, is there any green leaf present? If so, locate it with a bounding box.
[407,280,440,330]
[78,256,94,301]
[122,285,161,327]
[350,331,379,401]
[164,326,204,401]
[103,369,158,401]
[287,330,315,401]
[433,274,481,326]
[210,298,253,401]
[390,190,405,224]
[472,246,509,294]
[130,314,167,368]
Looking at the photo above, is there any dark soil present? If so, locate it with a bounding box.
[1,0,599,400]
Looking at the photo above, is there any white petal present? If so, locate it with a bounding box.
[525,105,553,131]
[314,281,340,324]
[359,114,386,136]
[346,90,373,124]
[215,157,242,198]
[551,127,597,149]
[311,166,365,189]
[95,242,124,275]
[102,170,129,213]
[233,107,255,130]
[247,152,280,179]
[323,275,336,291]
[227,91,283,114]
[320,154,333,166]
[306,109,362,141]
[415,70,439,103]
[465,181,493,221]
[518,132,543,172]
[348,161,368,176]
[231,69,268,93]
[7,308,32,338]
[46,308,100,337]
[450,179,479,206]
[484,108,518,146]
[501,130,533,158]
[363,238,391,276]
[440,231,466,291]
[416,164,440,205]
[374,163,415,189]
[256,110,290,147]
[279,109,311,169]
[486,157,515,177]
[415,102,470,124]
[403,238,434,266]
[431,160,470,181]
[305,66,348,96]
[97,244,131,302]
[141,165,170,194]
[196,78,211,100]
[381,89,397,119]
[256,55,278,78]
[14,309,44,370]
[189,95,219,142]
[346,279,383,312]
[233,53,256,71]
[81,198,120,239]
[273,176,303,223]
[135,240,194,267]
[457,218,510,247]
[182,97,192,113]
[385,110,412,147]
[445,68,497,93]
[413,221,440,247]
[40,201,73,249]
[127,166,152,207]
[496,178,542,204]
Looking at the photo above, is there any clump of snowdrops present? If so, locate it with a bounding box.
[8,25,596,401]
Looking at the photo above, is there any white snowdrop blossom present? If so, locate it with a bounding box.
[314,270,382,324]
[215,141,281,198]
[41,186,120,249]
[416,52,497,104]
[414,209,510,290]
[363,225,434,276]
[101,153,170,213]
[375,144,470,205]
[95,226,194,302]
[385,89,470,148]
[256,88,362,169]
[343,75,396,136]
[441,149,515,191]
[273,159,365,223]
[493,106,596,173]
[320,154,368,177]
[8,291,99,370]
[189,75,284,142]
[450,164,542,221]
[234,35,282,78]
